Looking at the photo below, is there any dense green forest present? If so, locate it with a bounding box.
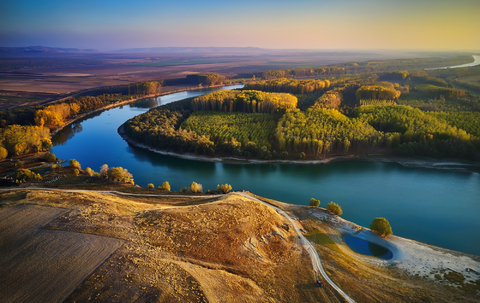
[181,112,277,151]
[275,108,383,155]
[244,78,330,94]
[191,90,297,114]
[123,58,480,161]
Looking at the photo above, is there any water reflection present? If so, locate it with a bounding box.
[129,98,159,109]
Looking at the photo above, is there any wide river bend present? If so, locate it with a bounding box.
[52,85,480,256]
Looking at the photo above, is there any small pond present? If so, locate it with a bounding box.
[343,236,393,260]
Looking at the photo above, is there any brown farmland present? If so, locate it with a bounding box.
[0,204,124,303]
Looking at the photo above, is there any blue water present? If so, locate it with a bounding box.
[51,85,480,256]
[426,55,480,70]
[343,236,393,260]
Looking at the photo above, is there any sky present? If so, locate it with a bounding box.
[1,0,479,51]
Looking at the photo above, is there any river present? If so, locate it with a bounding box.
[425,54,480,70]
[51,85,480,256]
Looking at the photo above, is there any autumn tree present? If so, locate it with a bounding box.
[0,147,7,160]
[326,202,343,215]
[45,152,56,162]
[309,198,320,207]
[189,181,203,193]
[69,159,81,169]
[370,218,393,237]
[217,184,232,194]
[148,183,154,188]
[84,167,94,177]
[161,181,171,191]
[100,164,109,178]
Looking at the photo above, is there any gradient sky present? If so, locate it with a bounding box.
[1,0,479,51]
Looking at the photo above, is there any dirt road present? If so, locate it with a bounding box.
[239,193,356,303]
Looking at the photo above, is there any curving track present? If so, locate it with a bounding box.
[238,193,356,303]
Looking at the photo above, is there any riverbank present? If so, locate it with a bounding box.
[1,186,479,302]
[305,206,480,285]
[118,125,480,173]
[50,82,245,136]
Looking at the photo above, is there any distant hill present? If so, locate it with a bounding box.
[0,46,101,54]
[115,46,269,54]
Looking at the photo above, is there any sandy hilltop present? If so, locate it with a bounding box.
[0,173,479,302]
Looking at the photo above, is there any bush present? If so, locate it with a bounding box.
[16,160,24,168]
[147,183,154,188]
[0,146,8,160]
[217,184,232,194]
[370,218,393,237]
[74,168,80,176]
[69,159,81,169]
[84,167,94,177]
[189,181,203,193]
[51,164,60,170]
[45,152,56,162]
[326,201,343,215]
[14,168,41,183]
[298,152,306,160]
[309,198,320,207]
[180,187,187,193]
[161,181,171,191]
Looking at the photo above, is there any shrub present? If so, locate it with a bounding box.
[0,146,8,160]
[370,217,393,237]
[16,160,24,168]
[14,168,41,183]
[326,201,343,215]
[298,152,306,160]
[107,166,134,183]
[309,198,320,207]
[84,167,94,177]
[147,183,154,188]
[69,159,81,169]
[180,187,187,193]
[189,181,203,193]
[51,164,60,170]
[45,153,56,162]
[74,168,80,176]
[162,181,171,191]
[217,184,232,194]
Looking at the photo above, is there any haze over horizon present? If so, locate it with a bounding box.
[1,0,479,52]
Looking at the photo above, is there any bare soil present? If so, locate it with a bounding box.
[0,204,124,303]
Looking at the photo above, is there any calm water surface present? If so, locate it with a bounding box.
[52,85,480,256]
[343,236,393,260]
[426,54,480,70]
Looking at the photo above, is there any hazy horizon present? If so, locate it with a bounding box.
[1,0,479,52]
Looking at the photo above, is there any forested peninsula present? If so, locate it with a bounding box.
[122,65,480,162]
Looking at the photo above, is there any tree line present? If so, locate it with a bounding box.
[238,66,346,80]
[191,90,297,114]
[0,125,51,158]
[244,78,330,94]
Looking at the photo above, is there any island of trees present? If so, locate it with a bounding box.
[123,64,480,161]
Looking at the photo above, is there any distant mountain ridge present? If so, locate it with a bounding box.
[115,46,267,54]
[0,46,101,53]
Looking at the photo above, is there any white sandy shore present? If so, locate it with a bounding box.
[310,210,480,285]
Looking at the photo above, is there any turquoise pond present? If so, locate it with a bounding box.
[343,236,393,260]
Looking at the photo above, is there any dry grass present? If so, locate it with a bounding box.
[0,187,478,302]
